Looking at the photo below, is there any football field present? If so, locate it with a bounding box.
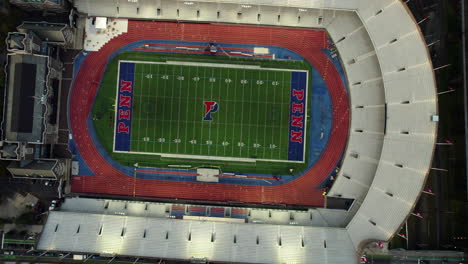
[113,60,308,162]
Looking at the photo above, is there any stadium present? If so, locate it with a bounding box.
[34,0,437,263]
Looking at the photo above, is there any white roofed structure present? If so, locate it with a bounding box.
[39,210,356,264]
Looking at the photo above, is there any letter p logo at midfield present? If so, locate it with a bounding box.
[203,101,219,121]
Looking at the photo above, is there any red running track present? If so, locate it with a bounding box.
[70,22,349,207]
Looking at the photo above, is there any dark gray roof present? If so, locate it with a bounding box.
[3,54,48,143]
[17,22,66,43]
[7,159,57,177]
[7,33,26,50]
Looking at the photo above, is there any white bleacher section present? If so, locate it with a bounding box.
[317,1,436,249]
[39,210,356,264]
[57,0,437,262]
[324,10,385,210]
[59,197,351,227]
[75,0,342,28]
[345,0,436,248]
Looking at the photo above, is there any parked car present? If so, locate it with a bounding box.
[48,200,59,211]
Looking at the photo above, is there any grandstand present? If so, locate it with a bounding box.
[37,0,438,263]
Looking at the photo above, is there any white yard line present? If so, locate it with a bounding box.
[125,93,288,104]
[271,71,277,159]
[231,69,237,156]
[256,72,261,158]
[246,70,254,158]
[279,71,286,160]
[175,65,183,154]
[112,61,122,152]
[239,69,246,157]
[126,118,284,129]
[262,71,269,159]
[184,66,191,154]
[166,61,262,69]
[113,150,303,163]
[120,59,308,72]
[302,70,309,162]
[215,68,221,157]
[152,63,160,153]
[145,63,151,152]
[168,65,176,153]
[192,66,199,154]
[208,67,214,156]
[199,67,206,155]
[160,65,168,153]
[137,63,144,151]
[223,68,230,157]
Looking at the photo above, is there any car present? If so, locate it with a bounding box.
[49,200,59,211]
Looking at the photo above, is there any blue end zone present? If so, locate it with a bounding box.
[288,71,307,161]
[114,62,135,152]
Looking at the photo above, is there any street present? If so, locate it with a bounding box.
[368,255,466,264]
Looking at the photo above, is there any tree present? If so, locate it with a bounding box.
[14,212,36,225]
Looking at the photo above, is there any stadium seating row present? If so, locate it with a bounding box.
[323,2,436,249]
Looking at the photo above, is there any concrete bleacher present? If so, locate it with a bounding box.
[346,0,436,249]
[60,197,355,228]
[285,2,437,249]
[39,210,357,264]
[324,10,386,209]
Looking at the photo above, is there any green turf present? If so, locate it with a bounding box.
[93,51,312,174]
[127,62,294,161]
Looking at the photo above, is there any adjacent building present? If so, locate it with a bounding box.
[0,0,8,14]
[1,21,72,180]
[9,0,69,13]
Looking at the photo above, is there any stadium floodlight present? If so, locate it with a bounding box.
[241,4,252,8]
[184,1,194,5]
